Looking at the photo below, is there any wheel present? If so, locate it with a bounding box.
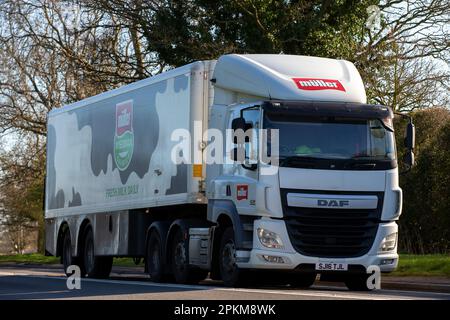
[344,274,373,291]
[62,230,73,276]
[290,273,317,288]
[171,228,208,284]
[219,227,246,287]
[62,230,84,277]
[82,227,113,279]
[146,231,166,282]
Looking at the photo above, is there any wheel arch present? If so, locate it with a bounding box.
[207,199,246,249]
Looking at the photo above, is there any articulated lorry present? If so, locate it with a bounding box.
[45,54,415,290]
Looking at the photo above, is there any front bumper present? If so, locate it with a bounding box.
[236,218,398,273]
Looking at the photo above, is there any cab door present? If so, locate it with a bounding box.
[223,105,261,212]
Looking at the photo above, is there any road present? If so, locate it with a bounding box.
[0,265,449,300]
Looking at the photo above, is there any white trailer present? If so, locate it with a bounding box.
[45,54,415,289]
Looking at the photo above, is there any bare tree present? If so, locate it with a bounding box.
[0,0,164,252]
[355,0,450,110]
[0,0,448,253]
[366,47,449,111]
[0,0,162,138]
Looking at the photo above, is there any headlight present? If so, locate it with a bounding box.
[257,228,284,249]
[379,232,397,252]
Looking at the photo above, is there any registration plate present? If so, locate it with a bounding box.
[315,262,348,271]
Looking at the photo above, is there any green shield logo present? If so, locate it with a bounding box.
[114,100,134,171]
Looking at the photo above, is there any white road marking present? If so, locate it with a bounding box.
[0,270,433,300]
[0,290,69,297]
[313,284,450,298]
[383,281,450,288]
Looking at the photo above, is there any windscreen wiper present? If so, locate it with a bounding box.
[346,162,377,169]
[349,155,373,159]
[345,155,378,169]
[279,155,333,168]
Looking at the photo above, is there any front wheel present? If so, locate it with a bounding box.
[219,227,247,287]
[344,274,373,291]
[83,228,113,279]
[290,273,317,288]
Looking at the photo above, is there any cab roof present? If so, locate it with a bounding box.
[212,54,367,104]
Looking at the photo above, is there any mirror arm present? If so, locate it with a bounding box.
[242,163,257,171]
[394,111,412,122]
[395,111,414,137]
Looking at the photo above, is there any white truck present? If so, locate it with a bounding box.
[45,54,415,290]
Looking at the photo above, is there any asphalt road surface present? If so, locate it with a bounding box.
[0,265,449,300]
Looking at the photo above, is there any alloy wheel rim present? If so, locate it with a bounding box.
[64,239,71,267]
[222,241,236,275]
[150,242,160,272]
[86,240,94,273]
[174,241,186,273]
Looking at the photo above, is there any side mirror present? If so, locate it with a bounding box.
[402,120,415,170]
[232,117,252,143]
[405,121,415,150]
[232,117,246,131]
[403,150,415,168]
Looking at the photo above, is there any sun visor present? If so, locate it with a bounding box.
[212,54,367,104]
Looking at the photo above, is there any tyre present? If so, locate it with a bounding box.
[290,273,317,288]
[146,231,166,282]
[219,227,246,287]
[82,227,113,279]
[171,228,208,284]
[344,274,373,291]
[62,229,84,277]
[62,230,73,276]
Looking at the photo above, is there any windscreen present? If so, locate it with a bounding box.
[263,114,396,169]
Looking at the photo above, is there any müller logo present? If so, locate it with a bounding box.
[292,78,346,92]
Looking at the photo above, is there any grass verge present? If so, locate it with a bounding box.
[0,253,59,265]
[390,254,450,277]
[1,253,448,277]
[0,254,143,267]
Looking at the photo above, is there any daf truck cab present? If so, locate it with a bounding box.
[202,55,414,289]
[45,54,415,290]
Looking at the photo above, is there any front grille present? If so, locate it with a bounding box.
[281,189,383,258]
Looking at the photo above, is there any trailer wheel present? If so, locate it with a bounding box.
[290,273,317,288]
[147,231,165,282]
[62,230,74,276]
[82,228,113,279]
[171,228,208,284]
[344,274,373,291]
[219,227,245,287]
